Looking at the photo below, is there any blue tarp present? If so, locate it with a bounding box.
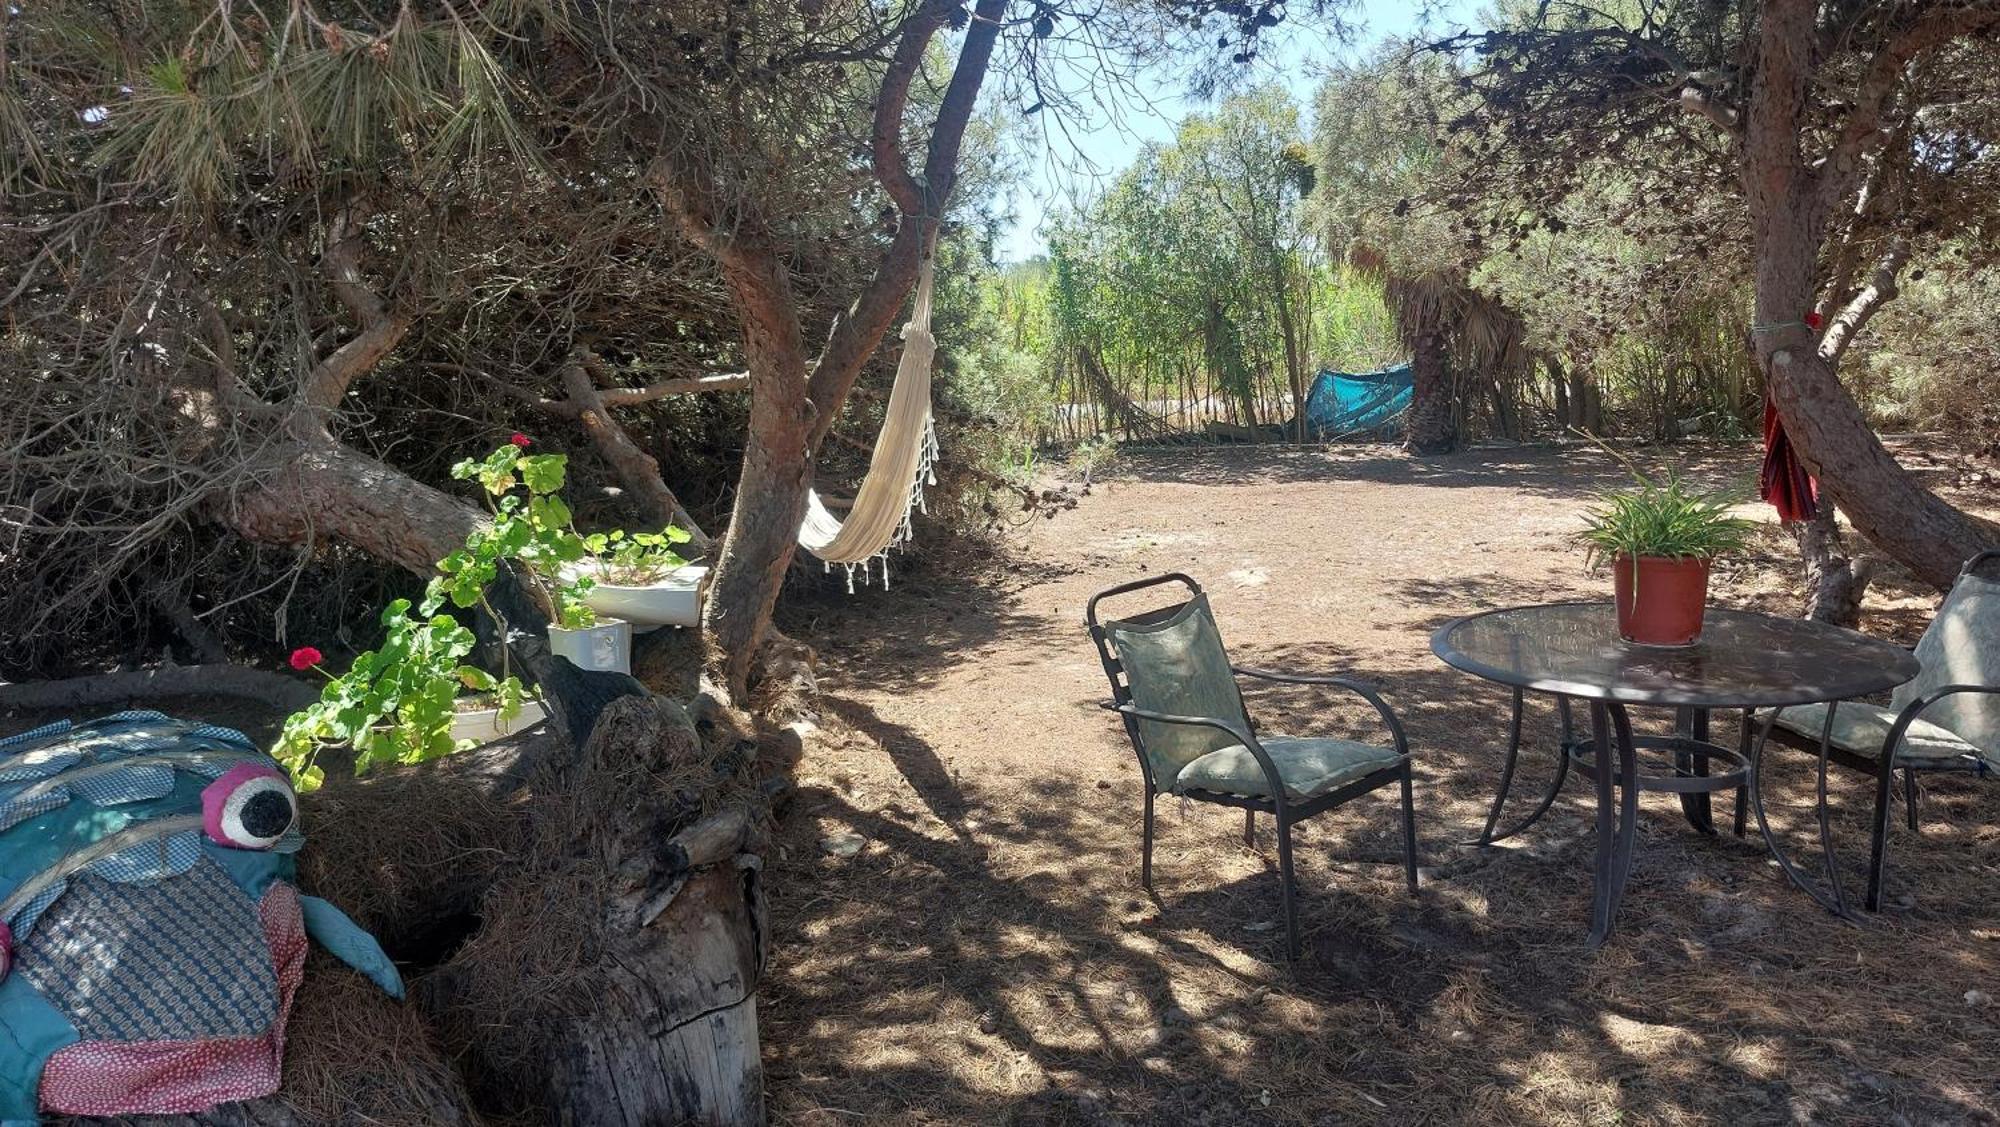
[1303,362,1412,439]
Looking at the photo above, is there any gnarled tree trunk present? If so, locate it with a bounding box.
[1744,0,1997,592]
[220,428,483,578]
[664,0,1010,698]
[1796,502,1874,627]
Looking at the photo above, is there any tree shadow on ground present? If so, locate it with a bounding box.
[764,443,2000,1125]
[766,679,2000,1125]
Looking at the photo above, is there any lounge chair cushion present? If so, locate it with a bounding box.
[1104,595,1254,780]
[1766,702,1990,767]
[1176,736,1402,802]
[1894,569,2000,761]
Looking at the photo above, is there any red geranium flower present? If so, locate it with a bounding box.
[509,432,532,448]
[289,646,323,671]
[1804,311,1824,330]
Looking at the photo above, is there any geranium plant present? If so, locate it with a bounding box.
[275,610,525,789]
[436,442,597,628]
[273,440,592,788]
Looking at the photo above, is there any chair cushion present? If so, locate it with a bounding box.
[1895,569,2000,761]
[1175,736,1402,802]
[1765,702,1989,767]
[1103,595,1253,780]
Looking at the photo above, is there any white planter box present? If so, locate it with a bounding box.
[548,618,633,674]
[449,699,548,744]
[576,564,709,629]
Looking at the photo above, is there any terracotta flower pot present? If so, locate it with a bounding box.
[1613,554,1711,646]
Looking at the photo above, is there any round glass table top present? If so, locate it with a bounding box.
[1431,602,1918,708]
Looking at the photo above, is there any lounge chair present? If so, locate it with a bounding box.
[1748,550,2000,910]
[1086,573,1419,959]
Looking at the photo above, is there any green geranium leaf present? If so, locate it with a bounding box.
[517,454,567,494]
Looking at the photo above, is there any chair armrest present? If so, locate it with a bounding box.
[1882,685,2000,765]
[1100,701,1290,806]
[1230,667,1410,758]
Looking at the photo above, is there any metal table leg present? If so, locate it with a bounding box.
[1588,702,1615,945]
[1674,706,1715,834]
[1474,692,1576,847]
[1475,688,1527,846]
[1587,702,1643,946]
[1746,705,1859,920]
[1567,709,1749,946]
[1594,703,1643,944]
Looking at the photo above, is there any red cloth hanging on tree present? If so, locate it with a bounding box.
[1759,394,1818,522]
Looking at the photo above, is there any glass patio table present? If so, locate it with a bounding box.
[1431,602,1919,946]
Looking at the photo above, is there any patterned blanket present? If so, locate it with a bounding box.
[0,713,401,1124]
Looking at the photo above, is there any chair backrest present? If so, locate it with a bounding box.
[1087,575,1252,784]
[1894,551,2000,756]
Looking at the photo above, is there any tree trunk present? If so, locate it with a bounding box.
[700,251,816,699]
[1796,502,1873,627]
[299,693,765,1127]
[702,410,814,699]
[221,428,483,577]
[1486,377,1519,441]
[1549,355,1570,432]
[1744,0,1996,592]
[1405,327,1456,455]
[415,696,767,1126]
[543,860,764,1125]
[1268,259,1308,443]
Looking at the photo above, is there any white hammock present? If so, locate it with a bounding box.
[798,250,939,590]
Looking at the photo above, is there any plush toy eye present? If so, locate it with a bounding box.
[201,764,297,850]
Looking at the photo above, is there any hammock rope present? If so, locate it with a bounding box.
[798,245,940,591]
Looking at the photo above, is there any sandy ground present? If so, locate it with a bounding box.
[766,441,2000,1127]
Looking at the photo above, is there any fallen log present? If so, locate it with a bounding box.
[0,664,321,714]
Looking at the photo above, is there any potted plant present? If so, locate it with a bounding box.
[275,437,628,786]
[440,437,633,673]
[1578,472,1754,646]
[570,528,706,629]
[275,605,538,789]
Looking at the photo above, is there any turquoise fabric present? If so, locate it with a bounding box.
[300,896,405,1000]
[1104,596,1253,781]
[1175,736,1402,801]
[0,973,77,1126]
[0,713,395,1124]
[1304,363,1413,438]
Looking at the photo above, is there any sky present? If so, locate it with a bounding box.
[992,0,1480,263]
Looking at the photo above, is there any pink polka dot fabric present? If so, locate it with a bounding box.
[38,882,306,1116]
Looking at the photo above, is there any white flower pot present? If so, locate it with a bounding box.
[448,699,547,744]
[575,564,709,629]
[548,618,633,674]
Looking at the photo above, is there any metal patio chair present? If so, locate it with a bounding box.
[1086,573,1419,960]
[1746,550,2000,911]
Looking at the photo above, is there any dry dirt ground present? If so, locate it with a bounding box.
[766,441,2000,1127]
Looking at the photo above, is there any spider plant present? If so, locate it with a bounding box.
[1577,472,1756,570]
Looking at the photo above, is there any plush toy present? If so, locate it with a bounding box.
[0,712,400,1124]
